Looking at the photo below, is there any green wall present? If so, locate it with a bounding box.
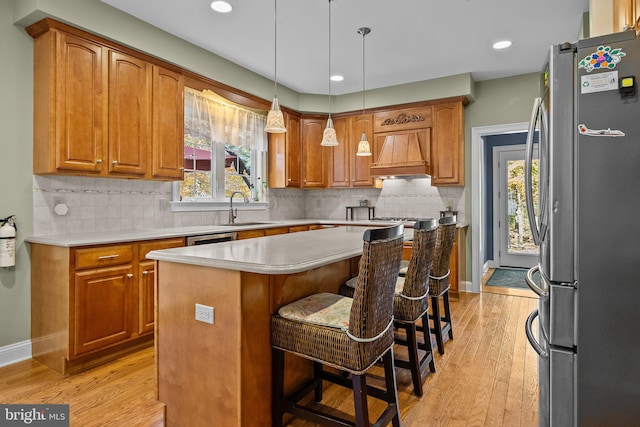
[463,73,542,279]
[0,0,34,348]
[0,0,542,351]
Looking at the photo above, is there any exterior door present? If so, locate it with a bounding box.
[494,146,539,268]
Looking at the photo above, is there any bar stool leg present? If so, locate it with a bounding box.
[420,312,436,373]
[430,295,445,355]
[313,361,323,402]
[271,348,285,427]
[443,290,454,340]
[382,349,402,427]
[352,374,370,427]
[405,322,423,397]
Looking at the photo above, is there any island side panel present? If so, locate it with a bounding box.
[30,244,71,374]
[156,261,242,427]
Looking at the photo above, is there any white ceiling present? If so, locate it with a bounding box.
[101,0,590,96]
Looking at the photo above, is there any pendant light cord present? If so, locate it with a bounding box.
[273,0,278,97]
[361,28,366,134]
[328,0,332,118]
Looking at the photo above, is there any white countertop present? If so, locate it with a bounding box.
[23,219,387,247]
[147,225,385,274]
[24,218,465,247]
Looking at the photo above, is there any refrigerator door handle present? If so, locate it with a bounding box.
[525,309,549,359]
[525,97,542,246]
[525,264,547,297]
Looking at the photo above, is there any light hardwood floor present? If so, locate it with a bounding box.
[0,292,538,427]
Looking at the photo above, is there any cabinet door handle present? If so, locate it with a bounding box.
[142,270,149,275]
[179,167,185,171]
[127,273,134,278]
[112,160,119,165]
[98,254,120,260]
[96,159,103,164]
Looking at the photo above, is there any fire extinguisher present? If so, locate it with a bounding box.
[0,215,16,268]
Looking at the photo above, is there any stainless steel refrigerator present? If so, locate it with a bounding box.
[525,30,640,426]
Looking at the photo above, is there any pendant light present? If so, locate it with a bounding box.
[356,27,372,156]
[321,0,339,146]
[265,0,286,133]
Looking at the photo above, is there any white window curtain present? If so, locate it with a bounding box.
[184,87,266,151]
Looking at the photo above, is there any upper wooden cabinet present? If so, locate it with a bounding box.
[268,112,301,188]
[613,0,640,33]
[301,118,328,188]
[152,66,185,180]
[27,19,184,181]
[108,50,150,176]
[328,116,351,188]
[328,115,375,188]
[431,102,464,186]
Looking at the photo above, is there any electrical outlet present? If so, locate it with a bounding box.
[195,303,214,324]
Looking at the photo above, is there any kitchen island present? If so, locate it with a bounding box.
[147,225,384,426]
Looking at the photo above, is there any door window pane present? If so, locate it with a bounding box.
[507,158,539,255]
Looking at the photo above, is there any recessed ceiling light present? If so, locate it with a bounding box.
[493,40,512,50]
[211,1,232,13]
[330,75,344,82]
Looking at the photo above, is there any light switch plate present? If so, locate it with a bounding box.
[195,303,214,324]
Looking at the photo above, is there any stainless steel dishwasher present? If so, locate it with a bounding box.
[185,231,237,246]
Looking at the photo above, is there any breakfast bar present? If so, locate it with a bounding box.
[147,225,389,426]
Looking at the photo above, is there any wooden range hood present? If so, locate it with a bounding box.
[370,129,430,177]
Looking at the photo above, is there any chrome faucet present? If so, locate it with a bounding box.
[228,191,249,224]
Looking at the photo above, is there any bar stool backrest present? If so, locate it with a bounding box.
[349,224,404,341]
[430,217,457,296]
[397,219,438,319]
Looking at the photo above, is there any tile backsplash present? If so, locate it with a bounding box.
[305,177,465,222]
[32,176,464,235]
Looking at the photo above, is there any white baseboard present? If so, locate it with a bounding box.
[459,280,478,294]
[0,340,32,368]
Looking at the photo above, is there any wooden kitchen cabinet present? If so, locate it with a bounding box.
[328,116,351,188]
[431,102,464,186]
[137,238,184,335]
[152,66,185,180]
[268,112,301,188]
[328,114,374,188]
[108,51,150,176]
[30,237,184,374]
[301,118,328,188]
[73,263,134,356]
[237,229,266,239]
[27,19,184,181]
[614,0,640,33]
[350,114,375,187]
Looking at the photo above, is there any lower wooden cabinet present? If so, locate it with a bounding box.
[237,229,266,240]
[73,264,134,356]
[31,237,184,374]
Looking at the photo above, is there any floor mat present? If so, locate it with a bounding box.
[485,267,536,290]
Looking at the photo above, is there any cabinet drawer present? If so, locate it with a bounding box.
[264,227,290,236]
[289,225,310,233]
[237,229,266,240]
[75,245,133,270]
[139,238,184,260]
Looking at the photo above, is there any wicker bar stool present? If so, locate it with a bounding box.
[428,216,457,355]
[338,219,438,397]
[391,219,438,396]
[271,224,404,427]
